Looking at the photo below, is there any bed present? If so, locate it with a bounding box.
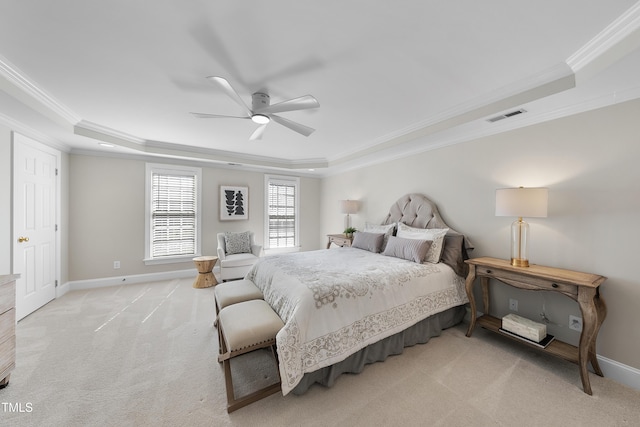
[246,193,473,395]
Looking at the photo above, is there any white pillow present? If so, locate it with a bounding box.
[363,222,396,251]
[396,222,449,263]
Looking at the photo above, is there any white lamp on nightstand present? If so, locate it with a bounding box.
[495,187,548,267]
[340,199,359,230]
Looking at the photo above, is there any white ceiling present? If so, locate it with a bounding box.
[1,1,640,176]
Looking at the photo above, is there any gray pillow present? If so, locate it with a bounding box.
[224,231,251,255]
[382,236,432,263]
[363,222,396,251]
[351,231,385,253]
[441,234,467,277]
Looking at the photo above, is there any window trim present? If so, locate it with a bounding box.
[144,163,202,265]
[264,174,300,253]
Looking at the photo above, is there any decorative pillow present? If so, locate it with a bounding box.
[224,231,251,255]
[382,236,432,263]
[441,234,467,277]
[351,231,385,253]
[363,222,396,251]
[396,222,449,263]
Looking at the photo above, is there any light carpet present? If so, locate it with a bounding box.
[1,277,639,426]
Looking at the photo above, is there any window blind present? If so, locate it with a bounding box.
[267,181,296,248]
[151,173,196,257]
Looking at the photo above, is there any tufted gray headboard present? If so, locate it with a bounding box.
[381,193,473,251]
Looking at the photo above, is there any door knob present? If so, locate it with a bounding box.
[18,236,29,243]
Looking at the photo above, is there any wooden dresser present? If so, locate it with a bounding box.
[0,274,18,389]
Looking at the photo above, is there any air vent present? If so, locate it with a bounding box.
[487,109,527,123]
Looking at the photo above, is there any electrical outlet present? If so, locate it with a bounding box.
[509,298,518,311]
[113,261,120,269]
[569,315,582,332]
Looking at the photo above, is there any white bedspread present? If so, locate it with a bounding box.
[246,247,468,395]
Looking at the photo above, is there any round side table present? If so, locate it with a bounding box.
[192,256,218,288]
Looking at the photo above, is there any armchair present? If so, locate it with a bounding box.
[217,232,262,281]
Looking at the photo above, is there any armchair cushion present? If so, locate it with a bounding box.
[220,253,259,268]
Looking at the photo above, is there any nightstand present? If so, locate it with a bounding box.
[464,257,606,395]
[326,234,353,249]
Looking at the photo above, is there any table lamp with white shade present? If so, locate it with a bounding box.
[495,187,548,267]
[340,199,359,230]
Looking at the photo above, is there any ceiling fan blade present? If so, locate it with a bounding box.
[190,112,250,119]
[270,114,315,137]
[206,76,252,117]
[249,124,268,140]
[255,95,319,114]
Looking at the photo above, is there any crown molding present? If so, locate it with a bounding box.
[75,120,146,144]
[144,139,328,170]
[567,2,640,83]
[69,146,322,177]
[0,111,70,153]
[74,120,328,171]
[0,55,80,126]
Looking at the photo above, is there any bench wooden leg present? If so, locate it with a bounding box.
[221,345,281,413]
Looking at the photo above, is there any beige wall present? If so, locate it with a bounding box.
[321,98,640,371]
[68,154,322,280]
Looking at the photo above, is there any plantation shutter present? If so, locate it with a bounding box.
[267,180,296,248]
[151,172,197,257]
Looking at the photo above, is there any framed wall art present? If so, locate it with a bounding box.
[220,186,248,220]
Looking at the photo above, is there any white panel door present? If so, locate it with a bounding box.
[13,134,58,321]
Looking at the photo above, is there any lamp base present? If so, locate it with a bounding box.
[510,218,530,268]
[511,258,529,268]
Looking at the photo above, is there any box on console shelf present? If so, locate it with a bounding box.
[502,313,547,343]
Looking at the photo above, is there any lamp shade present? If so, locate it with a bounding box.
[340,200,359,215]
[495,188,548,218]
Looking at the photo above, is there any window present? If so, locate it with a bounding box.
[145,163,201,264]
[264,175,299,250]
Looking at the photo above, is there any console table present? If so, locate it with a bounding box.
[464,257,606,395]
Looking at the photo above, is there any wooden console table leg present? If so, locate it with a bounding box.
[577,287,602,395]
[588,292,607,377]
[465,265,477,337]
[481,276,490,316]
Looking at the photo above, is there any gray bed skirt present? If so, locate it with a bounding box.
[290,304,466,395]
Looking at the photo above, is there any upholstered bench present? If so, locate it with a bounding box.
[217,299,284,413]
[213,279,264,317]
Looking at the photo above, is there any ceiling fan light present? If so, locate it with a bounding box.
[251,114,270,124]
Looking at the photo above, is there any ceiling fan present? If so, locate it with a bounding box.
[190,76,319,140]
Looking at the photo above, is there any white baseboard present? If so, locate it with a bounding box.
[61,268,198,295]
[597,354,640,391]
[56,281,72,298]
